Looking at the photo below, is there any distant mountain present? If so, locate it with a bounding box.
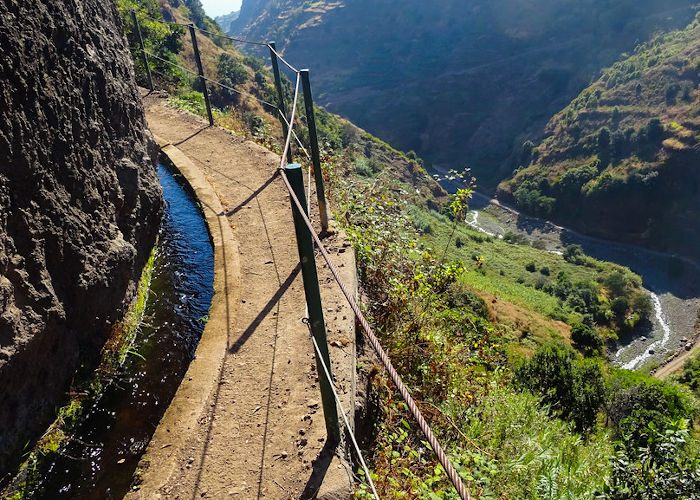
[498,15,700,258]
[215,9,239,33]
[228,0,697,190]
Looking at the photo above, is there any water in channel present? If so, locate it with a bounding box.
[32,164,214,499]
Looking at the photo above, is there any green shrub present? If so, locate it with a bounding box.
[570,322,602,354]
[540,266,550,276]
[610,296,629,317]
[514,344,605,431]
[563,244,585,264]
[525,261,536,272]
[216,53,248,102]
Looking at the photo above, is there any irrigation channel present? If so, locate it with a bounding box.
[466,191,700,370]
[29,164,214,499]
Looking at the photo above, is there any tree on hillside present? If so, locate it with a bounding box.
[216,53,248,103]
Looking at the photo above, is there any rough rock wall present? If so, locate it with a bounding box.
[0,0,163,473]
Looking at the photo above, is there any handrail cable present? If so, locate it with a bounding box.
[278,168,471,500]
[138,22,469,496]
[135,12,272,47]
[267,44,300,73]
[278,72,300,172]
[140,49,279,110]
[192,25,269,46]
[277,110,312,160]
[303,320,380,499]
[140,13,190,27]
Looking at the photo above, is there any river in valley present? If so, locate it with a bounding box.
[466,192,700,370]
[23,164,214,499]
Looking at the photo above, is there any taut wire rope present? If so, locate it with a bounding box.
[278,169,472,500]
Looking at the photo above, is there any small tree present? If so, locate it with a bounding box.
[570,322,602,354]
[216,53,248,103]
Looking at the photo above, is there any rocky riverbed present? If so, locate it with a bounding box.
[467,192,700,370]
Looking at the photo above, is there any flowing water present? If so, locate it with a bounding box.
[465,192,700,369]
[28,164,214,499]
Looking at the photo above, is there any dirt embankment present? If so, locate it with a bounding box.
[0,0,162,474]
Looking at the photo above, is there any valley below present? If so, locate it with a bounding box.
[466,190,700,371]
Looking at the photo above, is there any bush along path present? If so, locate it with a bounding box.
[129,91,358,499]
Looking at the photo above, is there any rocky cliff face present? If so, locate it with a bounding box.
[0,0,163,473]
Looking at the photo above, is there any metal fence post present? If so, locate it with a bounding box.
[188,23,214,126]
[284,163,340,444]
[269,42,293,164]
[131,10,154,91]
[300,69,329,233]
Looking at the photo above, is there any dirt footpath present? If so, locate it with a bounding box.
[130,92,358,499]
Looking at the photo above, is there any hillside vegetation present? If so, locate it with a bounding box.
[118,1,700,497]
[228,0,697,189]
[499,14,700,258]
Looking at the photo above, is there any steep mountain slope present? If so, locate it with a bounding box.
[215,10,239,32]
[228,0,697,189]
[498,16,700,258]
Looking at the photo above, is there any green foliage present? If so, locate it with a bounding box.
[215,53,249,104]
[601,418,700,498]
[563,244,585,265]
[606,370,696,445]
[678,352,700,396]
[169,91,208,116]
[463,386,612,499]
[610,296,629,317]
[570,322,602,354]
[558,161,598,195]
[513,178,555,216]
[117,0,187,87]
[514,344,605,431]
[525,261,536,272]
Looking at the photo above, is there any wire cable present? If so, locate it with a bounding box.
[140,13,190,27]
[278,72,301,172]
[277,110,312,161]
[303,320,380,499]
[278,169,471,500]
[200,74,279,109]
[267,44,300,73]
[142,49,200,77]
[193,26,268,46]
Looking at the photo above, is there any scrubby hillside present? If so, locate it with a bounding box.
[119,2,700,496]
[228,0,697,189]
[498,15,700,258]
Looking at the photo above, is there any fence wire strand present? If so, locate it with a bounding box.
[278,73,300,172]
[278,169,471,500]
[192,25,268,46]
[268,44,300,73]
[303,320,380,500]
[132,13,470,497]
[139,13,190,27]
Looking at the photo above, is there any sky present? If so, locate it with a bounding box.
[200,0,242,18]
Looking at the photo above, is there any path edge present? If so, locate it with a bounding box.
[126,137,242,498]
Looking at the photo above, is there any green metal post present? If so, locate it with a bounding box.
[269,42,293,163]
[300,69,329,233]
[189,23,214,126]
[284,163,340,444]
[131,10,154,91]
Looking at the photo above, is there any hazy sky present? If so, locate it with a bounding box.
[200,0,241,18]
